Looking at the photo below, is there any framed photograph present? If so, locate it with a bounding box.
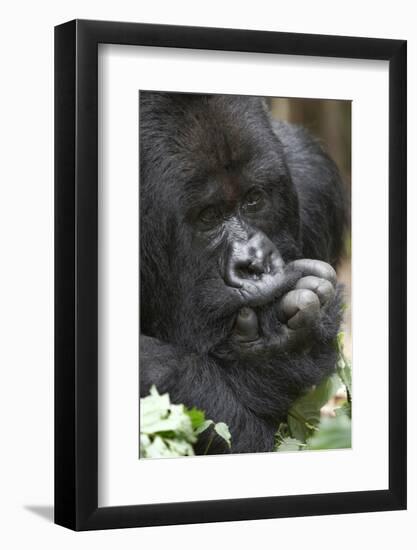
[55,20,407,530]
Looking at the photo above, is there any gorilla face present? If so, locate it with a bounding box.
[185,141,300,299]
[140,93,303,352]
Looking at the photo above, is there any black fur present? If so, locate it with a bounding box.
[139,93,347,454]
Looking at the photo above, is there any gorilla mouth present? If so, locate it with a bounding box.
[234,271,285,307]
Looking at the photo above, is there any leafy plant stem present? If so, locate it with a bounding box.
[338,345,352,405]
[204,432,215,455]
[288,410,319,432]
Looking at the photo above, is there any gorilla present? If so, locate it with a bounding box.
[139,92,347,454]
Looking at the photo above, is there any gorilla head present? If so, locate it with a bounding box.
[140,93,314,352]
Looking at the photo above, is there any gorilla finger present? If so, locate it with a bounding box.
[295,276,335,305]
[285,327,311,349]
[270,326,310,352]
[234,307,259,342]
[278,289,320,327]
[287,303,320,330]
[286,259,337,286]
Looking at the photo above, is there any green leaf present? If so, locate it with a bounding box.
[307,415,352,450]
[337,360,352,396]
[185,406,206,430]
[140,386,171,433]
[166,438,195,456]
[140,386,232,457]
[139,386,199,458]
[336,401,351,419]
[336,332,352,397]
[276,437,305,452]
[214,422,232,448]
[275,422,290,441]
[336,331,345,349]
[141,435,171,458]
[142,403,195,442]
[195,419,214,435]
[288,374,341,442]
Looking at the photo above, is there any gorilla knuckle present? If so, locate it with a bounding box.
[295,288,321,311]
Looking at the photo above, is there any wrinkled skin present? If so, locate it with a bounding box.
[140,93,347,454]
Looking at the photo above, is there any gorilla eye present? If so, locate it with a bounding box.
[198,206,219,225]
[243,189,265,212]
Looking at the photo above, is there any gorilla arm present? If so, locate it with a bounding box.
[139,257,343,454]
[140,334,277,453]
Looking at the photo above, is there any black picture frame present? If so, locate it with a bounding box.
[55,19,407,531]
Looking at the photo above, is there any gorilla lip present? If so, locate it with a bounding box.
[234,270,288,307]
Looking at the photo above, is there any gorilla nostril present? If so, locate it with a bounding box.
[236,258,265,280]
[225,253,273,286]
[248,258,265,276]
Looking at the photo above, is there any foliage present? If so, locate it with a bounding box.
[336,332,352,419]
[140,386,231,458]
[275,332,352,452]
[307,414,351,450]
[286,373,341,443]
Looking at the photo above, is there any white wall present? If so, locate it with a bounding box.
[0,1,414,548]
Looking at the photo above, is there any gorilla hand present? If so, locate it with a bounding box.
[274,259,337,349]
[279,259,336,327]
[228,259,337,356]
[213,259,338,360]
[233,307,260,343]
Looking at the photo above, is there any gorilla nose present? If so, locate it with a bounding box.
[224,233,283,288]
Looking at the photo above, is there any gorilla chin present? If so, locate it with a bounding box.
[139,92,347,455]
